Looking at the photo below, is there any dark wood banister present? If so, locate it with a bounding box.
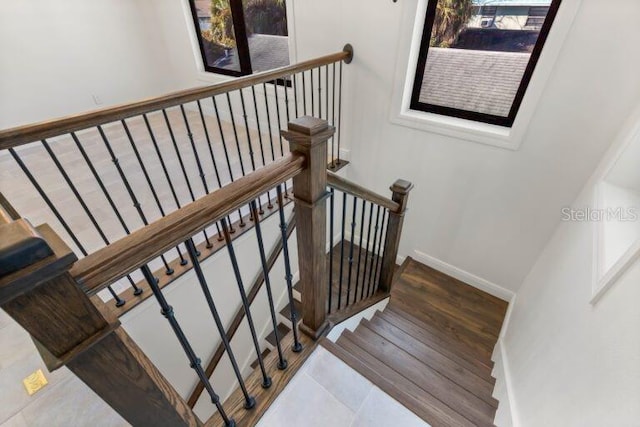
[0,46,353,150]
[71,153,305,296]
[327,171,401,213]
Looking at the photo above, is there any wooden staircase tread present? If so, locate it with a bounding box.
[323,336,477,427]
[377,308,495,382]
[363,315,497,408]
[250,348,271,369]
[393,274,504,339]
[388,294,496,359]
[265,323,291,347]
[345,326,496,426]
[205,332,316,427]
[278,299,302,321]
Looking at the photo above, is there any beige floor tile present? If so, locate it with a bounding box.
[351,387,430,427]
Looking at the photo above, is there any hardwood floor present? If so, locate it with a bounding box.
[321,257,508,427]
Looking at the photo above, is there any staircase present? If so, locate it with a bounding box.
[321,257,508,427]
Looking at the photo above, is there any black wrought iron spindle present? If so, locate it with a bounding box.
[239,89,257,172]
[162,109,215,243]
[317,67,323,119]
[354,199,367,304]
[360,202,375,300]
[325,65,329,122]
[70,133,146,296]
[42,139,132,303]
[331,62,337,168]
[250,201,287,369]
[372,210,389,294]
[328,187,335,313]
[9,147,125,307]
[292,73,300,118]
[337,61,344,165]
[220,218,272,388]
[276,185,302,352]
[195,101,225,240]
[226,93,246,177]
[346,195,358,306]
[272,80,285,157]
[311,68,315,117]
[184,239,256,409]
[211,96,241,231]
[143,114,191,263]
[121,120,182,270]
[179,106,217,247]
[140,266,235,426]
[367,205,382,297]
[284,75,291,124]
[338,191,347,309]
[302,71,308,116]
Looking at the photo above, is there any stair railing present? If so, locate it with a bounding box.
[0,46,352,311]
[325,172,413,323]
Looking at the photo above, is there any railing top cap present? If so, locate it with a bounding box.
[288,117,329,136]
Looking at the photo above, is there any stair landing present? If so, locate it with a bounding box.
[321,257,508,427]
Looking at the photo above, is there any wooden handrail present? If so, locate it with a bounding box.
[0,47,352,150]
[327,171,400,213]
[72,153,305,296]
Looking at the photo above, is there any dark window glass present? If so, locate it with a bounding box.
[189,0,290,77]
[410,0,561,127]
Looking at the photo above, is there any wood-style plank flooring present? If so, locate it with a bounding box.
[322,257,508,427]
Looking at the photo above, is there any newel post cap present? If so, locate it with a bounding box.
[391,179,414,195]
[281,116,335,146]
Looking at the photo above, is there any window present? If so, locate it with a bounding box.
[188,0,290,77]
[525,7,550,29]
[410,0,561,127]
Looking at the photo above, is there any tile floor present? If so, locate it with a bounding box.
[2,303,428,427]
[0,309,127,427]
[256,346,430,427]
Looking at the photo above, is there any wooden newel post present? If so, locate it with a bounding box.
[0,198,201,427]
[379,179,414,293]
[282,117,335,339]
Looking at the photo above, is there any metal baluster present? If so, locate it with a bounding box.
[283,75,291,124]
[179,105,216,247]
[311,68,315,117]
[262,83,276,209]
[239,89,257,172]
[140,266,235,426]
[372,210,389,295]
[250,201,287,369]
[226,93,247,227]
[354,199,367,304]
[302,71,307,116]
[162,109,214,243]
[9,147,126,307]
[226,93,246,176]
[97,125,173,276]
[367,205,382,297]
[211,96,241,231]
[330,62,337,168]
[249,87,267,214]
[195,101,225,240]
[184,239,256,409]
[220,218,272,388]
[328,188,335,314]
[317,67,323,119]
[272,80,285,157]
[338,191,347,309]
[360,202,375,300]
[337,61,344,165]
[346,195,358,306]
[122,119,184,268]
[142,114,190,263]
[292,73,300,118]
[276,185,303,352]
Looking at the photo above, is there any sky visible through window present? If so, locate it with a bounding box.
[412,0,558,126]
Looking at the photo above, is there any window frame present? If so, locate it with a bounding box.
[187,0,291,78]
[408,0,562,128]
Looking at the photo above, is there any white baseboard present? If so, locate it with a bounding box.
[411,250,515,302]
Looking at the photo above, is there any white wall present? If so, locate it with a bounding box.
[0,0,177,128]
[499,169,640,424]
[144,0,640,297]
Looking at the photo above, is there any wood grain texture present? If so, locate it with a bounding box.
[286,117,333,336]
[71,153,304,295]
[322,257,508,427]
[204,332,316,427]
[0,50,351,150]
[327,172,400,213]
